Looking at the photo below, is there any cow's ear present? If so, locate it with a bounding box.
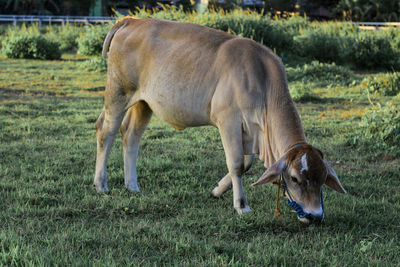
[252,159,286,186]
[324,160,346,194]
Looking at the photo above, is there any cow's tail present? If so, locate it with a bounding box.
[102,17,136,59]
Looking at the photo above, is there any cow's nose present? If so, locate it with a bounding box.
[309,213,324,223]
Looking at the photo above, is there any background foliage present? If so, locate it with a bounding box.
[2,7,400,69]
[2,34,61,60]
[364,72,400,96]
[360,95,400,151]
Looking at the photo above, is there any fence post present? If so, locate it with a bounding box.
[13,16,17,26]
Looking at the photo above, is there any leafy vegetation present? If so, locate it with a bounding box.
[80,56,108,72]
[363,72,400,96]
[2,34,61,60]
[286,61,359,87]
[2,8,400,70]
[45,24,83,52]
[359,95,400,151]
[289,81,321,102]
[77,25,111,56]
[345,31,398,69]
[293,26,343,63]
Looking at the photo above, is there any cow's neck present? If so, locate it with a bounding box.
[263,87,306,166]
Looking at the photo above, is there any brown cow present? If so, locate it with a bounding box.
[94,17,346,223]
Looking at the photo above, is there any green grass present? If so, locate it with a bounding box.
[0,54,399,266]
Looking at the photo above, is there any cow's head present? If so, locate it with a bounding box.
[252,144,346,224]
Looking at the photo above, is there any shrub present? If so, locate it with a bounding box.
[360,96,400,151]
[77,25,111,56]
[344,32,398,70]
[79,56,107,72]
[363,72,400,96]
[286,61,358,86]
[290,21,399,70]
[289,81,321,102]
[46,24,83,52]
[2,34,61,60]
[212,15,293,52]
[293,27,343,63]
[275,14,310,34]
[377,27,400,53]
[0,25,9,37]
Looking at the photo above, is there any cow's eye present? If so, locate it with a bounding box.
[291,176,299,184]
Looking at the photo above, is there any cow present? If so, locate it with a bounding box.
[94,17,346,223]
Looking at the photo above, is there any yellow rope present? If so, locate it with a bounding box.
[274,176,282,217]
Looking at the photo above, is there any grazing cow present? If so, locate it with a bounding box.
[94,17,346,223]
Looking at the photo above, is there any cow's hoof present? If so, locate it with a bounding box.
[125,185,141,194]
[93,182,109,194]
[235,205,251,215]
[210,187,222,198]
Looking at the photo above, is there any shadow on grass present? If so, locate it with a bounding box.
[295,96,345,104]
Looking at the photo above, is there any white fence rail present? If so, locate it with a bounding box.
[0,15,117,26]
[1,15,400,29]
[351,22,400,30]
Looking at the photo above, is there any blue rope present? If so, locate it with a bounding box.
[281,177,324,219]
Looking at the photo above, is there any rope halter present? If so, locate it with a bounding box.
[277,176,324,219]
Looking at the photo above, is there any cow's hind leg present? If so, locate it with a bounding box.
[94,81,127,193]
[120,101,152,192]
[217,119,250,214]
[211,154,254,198]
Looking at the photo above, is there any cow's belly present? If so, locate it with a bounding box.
[141,89,213,128]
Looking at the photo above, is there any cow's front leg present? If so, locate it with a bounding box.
[217,119,250,215]
[120,101,152,192]
[211,154,254,198]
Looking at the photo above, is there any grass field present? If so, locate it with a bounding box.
[0,52,399,266]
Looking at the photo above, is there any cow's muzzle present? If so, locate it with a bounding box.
[281,178,325,223]
[298,212,324,224]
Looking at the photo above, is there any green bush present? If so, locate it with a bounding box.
[275,14,310,34]
[0,25,9,37]
[377,28,400,53]
[79,56,107,72]
[46,25,83,52]
[286,61,358,86]
[77,25,110,56]
[289,81,321,102]
[293,28,343,63]
[343,32,398,70]
[360,96,400,151]
[364,72,400,96]
[2,34,61,60]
